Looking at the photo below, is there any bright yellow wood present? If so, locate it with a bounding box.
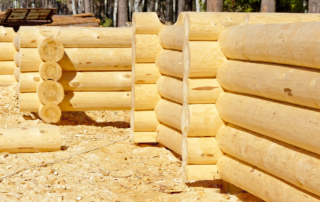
[156,49,183,78]
[154,99,183,131]
[134,84,161,110]
[0,61,16,75]
[158,25,184,51]
[134,34,163,63]
[132,12,164,34]
[156,124,182,155]
[134,111,159,132]
[156,76,183,104]
[134,63,161,84]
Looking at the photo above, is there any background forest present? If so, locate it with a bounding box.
[0,0,318,27]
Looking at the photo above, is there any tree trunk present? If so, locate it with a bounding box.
[165,0,173,24]
[309,0,320,13]
[206,0,223,11]
[48,0,53,8]
[78,0,84,13]
[261,0,276,12]
[134,0,140,12]
[195,0,200,11]
[177,0,185,16]
[148,0,155,11]
[128,0,132,21]
[84,0,91,13]
[72,0,77,14]
[118,0,128,26]
[113,0,118,27]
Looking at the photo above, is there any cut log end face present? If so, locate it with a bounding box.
[38,38,64,62]
[37,81,65,105]
[39,103,61,123]
[39,62,62,81]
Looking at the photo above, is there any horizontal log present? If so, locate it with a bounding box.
[156,124,182,155]
[0,75,16,87]
[73,13,94,17]
[156,76,183,104]
[20,72,132,92]
[134,111,159,132]
[20,27,132,48]
[0,27,17,42]
[13,34,19,51]
[158,25,184,51]
[0,42,17,61]
[155,50,183,78]
[19,92,131,112]
[14,52,19,67]
[132,12,164,34]
[174,12,187,25]
[0,61,16,75]
[154,99,183,131]
[182,103,224,137]
[217,60,320,110]
[217,124,320,196]
[217,155,320,202]
[134,63,161,84]
[216,92,320,155]
[0,126,60,153]
[182,163,218,181]
[20,48,132,72]
[134,84,161,110]
[134,34,163,63]
[247,13,320,25]
[183,41,226,78]
[133,132,157,143]
[182,137,223,165]
[218,22,320,70]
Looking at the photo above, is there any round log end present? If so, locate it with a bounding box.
[39,62,62,81]
[37,80,65,105]
[38,38,64,62]
[39,103,61,123]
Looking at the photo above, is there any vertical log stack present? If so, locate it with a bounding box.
[0,27,17,87]
[215,21,320,200]
[18,27,133,123]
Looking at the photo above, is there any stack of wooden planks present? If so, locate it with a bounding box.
[17,26,132,123]
[0,26,17,87]
[44,13,101,27]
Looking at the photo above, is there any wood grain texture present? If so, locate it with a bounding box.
[38,38,64,62]
[156,124,182,155]
[37,81,65,105]
[134,34,163,63]
[134,84,161,110]
[0,75,16,87]
[133,132,157,143]
[182,164,218,181]
[156,49,183,78]
[39,62,62,81]
[132,12,164,34]
[156,76,183,104]
[134,111,159,132]
[134,63,161,84]
[0,42,17,61]
[0,61,16,75]
[158,25,184,51]
[38,103,62,123]
[154,99,183,131]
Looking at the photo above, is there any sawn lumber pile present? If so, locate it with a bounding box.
[44,13,100,27]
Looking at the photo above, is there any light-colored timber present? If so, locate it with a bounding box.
[38,103,62,123]
[13,34,19,51]
[20,48,132,72]
[134,84,161,110]
[14,68,20,81]
[183,41,226,78]
[38,38,65,62]
[154,99,183,131]
[20,72,42,93]
[39,62,62,81]
[158,25,184,51]
[182,164,218,181]
[0,75,16,87]
[217,124,320,196]
[20,92,131,112]
[174,12,187,26]
[156,124,182,155]
[20,28,132,48]
[182,103,224,137]
[0,27,17,42]
[217,60,320,110]
[0,126,61,153]
[0,42,17,61]
[133,132,157,143]
[133,111,159,132]
[218,22,320,70]
[134,34,163,63]
[14,52,19,67]
[134,63,161,84]
[156,76,183,104]
[182,137,223,165]
[0,61,16,75]
[132,12,164,34]
[216,92,320,156]
[36,81,65,105]
[246,13,320,25]
[217,155,320,202]
[155,50,183,78]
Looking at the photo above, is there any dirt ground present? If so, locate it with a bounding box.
[0,84,264,202]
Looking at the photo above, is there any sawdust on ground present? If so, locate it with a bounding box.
[0,84,264,202]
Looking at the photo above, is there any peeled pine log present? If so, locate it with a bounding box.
[217,124,320,196]
[182,103,224,137]
[185,12,247,41]
[216,92,320,156]
[20,28,132,48]
[0,75,16,87]
[38,38,64,62]
[37,81,65,105]
[154,99,183,131]
[134,34,163,63]
[132,12,164,34]
[0,61,16,75]
[0,126,60,153]
[246,13,320,25]
[39,62,62,81]
[219,22,320,70]
[134,84,161,110]
[155,50,183,78]
[20,48,132,72]
[182,164,218,181]
[20,92,131,112]
[14,68,19,81]
[134,63,161,84]
[39,103,62,123]
[13,34,19,51]
[158,25,184,51]
[156,76,183,104]
[14,52,19,67]
[156,124,182,155]
[174,12,187,26]
[133,132,157,143]
[134,111,159,132]
[20,72,42,92]
[0,27,17,42]
[218,155,320,202]
[217,60,320,110]
[182,137,223,165]
[183,41,226,78]
[0,43,17,61]
[185,78,223,104]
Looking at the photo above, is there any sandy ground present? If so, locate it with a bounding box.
[0,84,264,202]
